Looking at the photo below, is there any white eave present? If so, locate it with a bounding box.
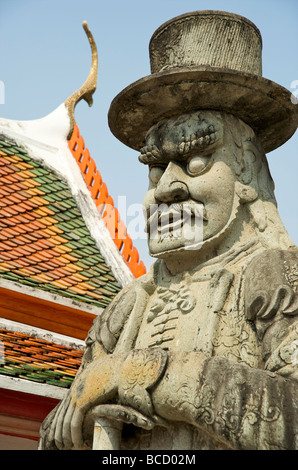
[0,375,67,400]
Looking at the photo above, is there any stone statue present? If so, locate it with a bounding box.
[39,11,298,450]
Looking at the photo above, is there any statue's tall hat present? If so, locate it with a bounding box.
[108,10,297,153]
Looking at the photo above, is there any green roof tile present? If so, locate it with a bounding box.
[0,328,84,388]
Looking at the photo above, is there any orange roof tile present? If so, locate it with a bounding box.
[68,125,146,278]
[0,328,83,388]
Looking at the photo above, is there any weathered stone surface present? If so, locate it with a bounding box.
[39,10,297,451]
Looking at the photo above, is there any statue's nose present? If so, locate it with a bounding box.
[154,162,189,203]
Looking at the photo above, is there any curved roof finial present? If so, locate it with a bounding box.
[65,21,98,138]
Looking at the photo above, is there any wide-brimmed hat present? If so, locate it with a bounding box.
[108,10,297,153]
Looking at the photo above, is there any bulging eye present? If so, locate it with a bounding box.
[149,166,165,185]
[187,156,210,176]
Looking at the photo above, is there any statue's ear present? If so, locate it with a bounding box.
[235,181,258,203]
[235,181,267,232]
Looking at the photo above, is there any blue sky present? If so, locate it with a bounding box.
[0,0,297,270]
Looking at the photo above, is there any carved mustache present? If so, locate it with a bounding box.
[145,202,206,234]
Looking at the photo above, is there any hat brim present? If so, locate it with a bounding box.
[108,67,297,153]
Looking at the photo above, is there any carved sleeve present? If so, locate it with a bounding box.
[152,350,297,450]
[196,355,297,450]
[80,282,137,370]
[245,249,298,379]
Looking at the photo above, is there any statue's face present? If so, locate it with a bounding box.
[141,111,240,258]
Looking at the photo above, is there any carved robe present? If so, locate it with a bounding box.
[40,241,298,450]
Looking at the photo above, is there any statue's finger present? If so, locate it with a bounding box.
[54,396,71,449]
[48,398,67,445]
[92,404,155,430]
[62,401,75,449]
[71,407,85,449]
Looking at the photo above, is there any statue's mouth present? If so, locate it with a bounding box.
[146,202,206,240]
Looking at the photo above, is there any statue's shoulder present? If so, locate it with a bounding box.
[244,247,298,322]
[86,267,156,353]
[244,247,298,286]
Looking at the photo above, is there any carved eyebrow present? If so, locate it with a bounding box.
[138,144,162,165]
[138,125,218,165]
[178,126,217,157]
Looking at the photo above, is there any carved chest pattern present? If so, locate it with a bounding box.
[146,285,196,348]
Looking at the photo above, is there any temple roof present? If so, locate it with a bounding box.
[0,137,122,309]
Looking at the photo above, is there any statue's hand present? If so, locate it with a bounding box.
[46,353,126,450]
[118,348,168,418]
[43,349,168,449]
